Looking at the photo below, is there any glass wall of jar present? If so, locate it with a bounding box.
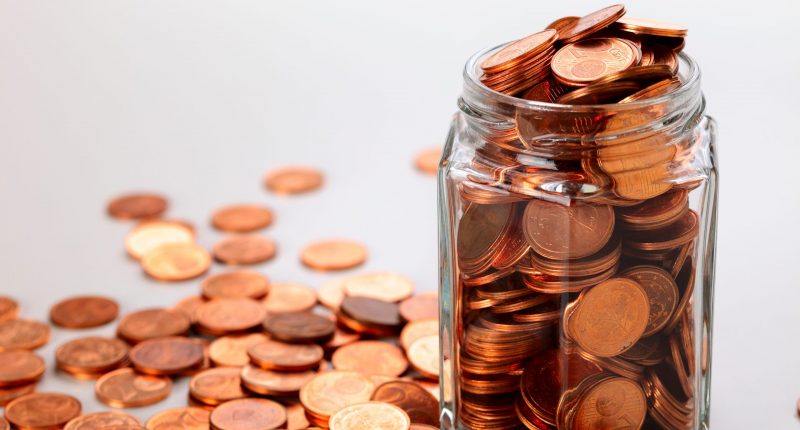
[438,47,718,430]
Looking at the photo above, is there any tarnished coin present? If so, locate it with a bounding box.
[209,398,287,430]
[141,243,211,281]
[263,313,335,344]
[129,337,205,376]
[333,341,408,377]
[264,166,324,195]
[248,339,323,371]
[552,37,638,86]
[481,29,557,73]
[5,393,81,430]
[407,335,439,380]
[213,234,277,265]
[339,296,402,336]
[189,367,246,406]
[400,319,439,351]
[201,271,270,300]
[108,193,168,220]
[125,220,195,260]
[0,350,45,387]
[64,412,140,430]
[300,371,376,421]
[414,147,442,175]
[399,292,438,322]
[144,407,210,430]
[55,336,129,376]
[557,4,627,43]
[572,377,647,429]
[0,297,19,322]
[240,365,316,397]
[262,282,317,314]
[343,272,415,303]
[371,381,439,426]
[623,266,679,336]
[95,368,172,408]
[209,333,268,367]
[212,204,274,233]
[50,296,119,329]
[0,319,50,351]
[523,200,614,260]
[117,308,191,344]
[300,239,368,271]
[194,297,267,336]
[329,402,411,430]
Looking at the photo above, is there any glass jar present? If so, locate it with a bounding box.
[438,46,717,430]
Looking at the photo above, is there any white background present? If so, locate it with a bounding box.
[1,0,799,428]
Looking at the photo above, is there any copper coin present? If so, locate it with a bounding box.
[240,365,316,396]
[590,64,674,87]
[343,272,415,303]
[0,296,19,322]
[0,417,7,430]
[125,220,195,260]
[400,319,438,351]
[572,377,647,429]
[332,341,408,377]
[409,425,437,430]
[414,147,442,175]
[399,292,438,322]
[213,234,277,265]
[300,239,368,271]
[117,308,191,344]
[0,350,45,387]
[371,381,439,426]
[622,266,679,336]
[264,166,324,195]
[339,296,402,335]
[318,279,347,310]
[558,4,627,43]
[145,407,210,430]
[211,204,274,233]
[481,29,557,73]
[95,368,172,408]
[5,393,81,429]
[407,335,439,380]
[552,37,638,86]
[194,297,267,336]
[55,336,129,375]
[0,319,50,350]
[568,278,650,357]
[555,80,640,105]
[189,367,246,406]
[141,243,211,281]
[620,75,681,103]
[129,337,205,375]
[456,203,512,263]
[201,271,270,300]
[210,398,287,430]
[323,326,361,352]
[247,339,323,371]
[520,78,567,103]
[285,403,311,430]
[523,199,614,260]
[209,333,268,367]
[329,402,411,430]
[173,296,206,320]
[0,383,36,407]
[615,17,688,38]
[261,282,317,313]
[299,371,376,421]
[546,16,579,37]
[64,412,140,430]
[626,209,699,251]
[108,193,168,220]
[50,296,119,329]
[263,313,335,344]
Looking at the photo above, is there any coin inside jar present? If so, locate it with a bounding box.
[262,282,318,313]
[300,239,368,271]
[189,367,246,406]
[107,193,168,220]
[95,368,172,408]
[50,296,119,329]
[209,333,269,367]
[332,341,408,377]
[129,336,205,375]
[141,243,211,281]
[557,4,627,43]
[213,234,277,265]
[63,411,140,430]
[117,308,191,344]
[144,407,210,430]
[247,339,323,371]
[209,398,287,430]
[193,297,267,336]
[329,402,411,430]
[371,381,440,427]
[0,319,50,351]
[552,37,638,86]
[201,271,270,300]
[571,377,647,429]
[523,200,615,260]
[211,204,274,233]
[263,312,335,344]
[0,350,45,387]
[55,336,129,376]
[5,392,82,430]
[622,265,679,336]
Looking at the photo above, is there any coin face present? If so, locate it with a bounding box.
[623,266,679,336]
[141,243,211,281]
[189,367,245,406]
[332,341,408,377]
[209,398,287,430]
[414,147,442,175]
[318,278,347,310]
[300,239,368,271]
[117,308,191,344]
[125,220,195,260]
[201,271,270,300]
[343,272,415,303]
[129,337,205,375]
[371,381,440,426]
[173,296,206,320]
[400,318,438,351]
[523,200,614,260]
[107,193,168,220]
[55,336,129,374]
[145,407,210,430]
[240,365,317,396]
[264,166,324,195]
[213,234,277,265]
[248,339,323,371]
[568,278,650,357]
[481,29,557,72]
[263,312,335,344]
[95,368,172,408]
[572,377,647,429]
[407,335,439,380]
[456,203,512,262]
[50,296,119,328]
[557,4,627,43]
[0,350,45,387]
[0,297,19,322]
[209,333,268,367]
[552,38,638,86]
[262,282,317,313]
[0,383,36,407]
[64,411,140,430]
[194,297,267,335]
[300,371,376,419]
[0,319,50,350]
[329,402,411,430]
[5,393,82,429]
[211,204,274,232]
[399,292,438,322]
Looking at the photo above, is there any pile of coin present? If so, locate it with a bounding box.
[450,4,705,430]
[0,162,442,430]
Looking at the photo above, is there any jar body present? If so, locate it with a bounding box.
[438,50,717,430]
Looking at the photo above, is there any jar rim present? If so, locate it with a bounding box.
[462,42,701,113]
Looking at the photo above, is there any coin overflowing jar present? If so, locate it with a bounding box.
[438,4,718,430]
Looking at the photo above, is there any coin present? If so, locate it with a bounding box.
[300,371,376,423]
[5,393,81,430]
[210,398,287,430]
[332,341,408,377]
[339,296,402,336]
[414,147,442,175]
[247,339,323,371]
[625,210,699,251]
[557,4,626,43]
[264,166,324,195]
[622,266,679,336]
[555,80,640,105]
[371,381,439,426]
[323,326,361,352]
[129,337,205,375]
[614,17,688,38]
[329,402,411,430]
[546,16,579,38]
[141,243,211,281]
[300,239,368,271]
[193,297,267,336]
[64,412,140,430]
[0,417,7,430]
[0,350,45,387]
[590,64,674,87]
[262,282,317,313]
[108,193,168,220]
[318,278,347,310]
[125,220,195,260]
[481,29,557,73]
[0,319,50,350]
[117,308,191,344]
[145,407,210,430]
[343,272,415,303]
[0,383,36,407]
[263,312,335,344]
[523,199,614,260]
[240,365,316,397]
[213,234,277,265]
[50,296,119,329]
[285,403,311,430]
[211,204,274,232]
[55,336,129,376]
[571,377,647,429]
[552,37,638,86]
[95,368,172,408]
[0,296,19,322]
[209,333,268,367]
[457,203,512,266]
[399,292,438,322]
[400,319,438,351]
[407,335,439,380]
[201,271,270,300]
[189,367,246,406]
[520,78,567,102]
[173,296,206,320]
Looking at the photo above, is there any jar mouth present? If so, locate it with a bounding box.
[462,43,701,113]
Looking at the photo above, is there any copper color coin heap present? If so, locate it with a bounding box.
[209,398,287,430]
[338,296,403,336]
[211,204,274,233]
[213,234,277,265]
[5,393,82,430]
[248,339,323,371]
[189,367,246,407]
[208,333,268,367]
[107,193,168,220]
[299,371,376,427]
[300,239,368,271]
[264,166,324,195]
[240,365,317,397]
[332,341,408,377]
[50,296,119,329]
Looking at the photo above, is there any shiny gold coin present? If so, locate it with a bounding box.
[201,270,270,300]
[0,319,50,351]
[211,204,274,233]
[209,333,268,367]
[0,296,19,322]
[552,37,638,86]
[95,368,172,408]
[145,407,210,430]
[107,193,168,220]
[209,398,287,430]
[558,4,627,43]
[213,234,277,265]
[262,282,317,314]
[125,220,195,260]
[141,243,211,281]
[343,272,415,303]
[300,239,368,271]
[5,392,82,430]
[0,350,45,387]
[299,371,376,422]
[64,412,140,430]
[264,166,324,195]
[329,402,411,430]
[332,341,408,377]
[414,147,442,175]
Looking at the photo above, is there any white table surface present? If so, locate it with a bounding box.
[1,0,799,428]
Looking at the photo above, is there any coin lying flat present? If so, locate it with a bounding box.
[0,319,50,351]
[189,367,246,406]
[263,312,335,344]
[300,239,368,271]
[264,166,324,195]
[193,297,267,336]
[328,402,411,430]
[95,368,172,408]
[399,292,438,322]
[50,296,119,329]
[129,337,205,376]
[107,193,168,220]
[414,147,442,175]
[125,220,195,260]
[371,381,440,427]
[300,371,376,423]
[201,271,270,300]
[342,272,415,303]
[209,398,287,430]
[0,297,19,322]
[213,234,277,265]
[141,243,211,281]
[240,365,317,397]
[144,407,210,430]
[332,341,408,377]
[55,336,129,376]
[262,282,317,314]
[407,335,440,380]
[208,333,268,368]
[211,204,274,233]
[248,339,323,371]
[5,393,82,430]
[64,411,140,430]
[0,350,45,387]
[117,308,191,344]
